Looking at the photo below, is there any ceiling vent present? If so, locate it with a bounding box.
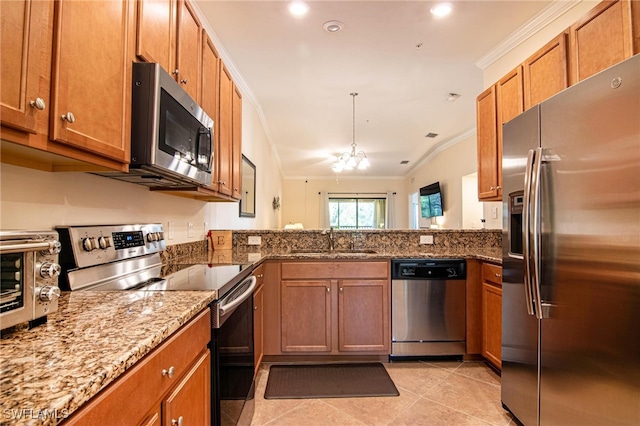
[400,160,410,165]
[425,133,438,138]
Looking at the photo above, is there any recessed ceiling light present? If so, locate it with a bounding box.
[430,3,453,18]
[288,1,309,16]
[323,20,344,33]
[446,93,461,102]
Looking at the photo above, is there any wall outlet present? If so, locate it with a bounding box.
[187,222,194,238]
[247,236,262,245]
[419,235,434,244]
[247,252,262,262]
[492,207,498,219]
[167,221,174,240]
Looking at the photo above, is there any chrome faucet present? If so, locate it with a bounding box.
[323,227,335,252]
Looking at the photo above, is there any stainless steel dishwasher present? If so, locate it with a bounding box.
[391,259,466,358]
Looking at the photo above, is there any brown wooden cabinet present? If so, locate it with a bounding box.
[569,0,636,85]
[338,279,390,352]
[524,33,569,110]
[175,0,201,101]
[279,261,390,356]
[62,309,211,425]
[135,0,176,73]
[481,262,502,369]
[0,0,53,135]
[231,85,243,200]
[476,85,499,201]
[253,264,265,374]
[216,63,234,196]
[50,0,134,164]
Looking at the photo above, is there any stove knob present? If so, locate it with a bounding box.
[82,237,96,251]
[38,285,61,302]
[147,232,157,242]
[40,240,62,255]
[97,236,111,249]
[40,262,61,279]
[157,232,164,241]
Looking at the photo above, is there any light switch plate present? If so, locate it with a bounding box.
[247,236,262,245]
[419,235,434,244]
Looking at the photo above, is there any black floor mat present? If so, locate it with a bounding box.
[264,363,400,399]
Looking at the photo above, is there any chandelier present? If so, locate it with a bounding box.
[332,92,370,173]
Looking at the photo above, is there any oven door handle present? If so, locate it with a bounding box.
[0,240,59,255]
[218,276,257,316]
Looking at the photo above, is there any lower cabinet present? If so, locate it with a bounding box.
[62,308,211,425]
[482,262,503,369]
[279,261,390,355]
[253,264,265,374]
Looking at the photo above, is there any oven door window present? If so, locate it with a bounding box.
[1,253,23,313]
[158,89,212,172]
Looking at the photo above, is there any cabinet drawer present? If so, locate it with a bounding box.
[64,308,211,425]
[482,263,503,286]
[281,261,388,280]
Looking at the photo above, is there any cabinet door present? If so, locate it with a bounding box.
[569,0,634,85]
[338,279,390,353]
[253,283,264,374]
[163,350,211,426]
[175,0,201,102]
[201,32,220,188]
[524,33,568,109]
[231,85,243,200]
[281,280,332,352]
[0,0,52,134]
[216,64,233,196]
[135,0,176,73]
[482,263,503,369]
[50,0,133,163]
[476,85,499,201]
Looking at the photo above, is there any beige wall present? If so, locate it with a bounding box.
[405,133,478,229]
[281,177,407,229]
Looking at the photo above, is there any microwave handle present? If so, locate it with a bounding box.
[197,127,213,169]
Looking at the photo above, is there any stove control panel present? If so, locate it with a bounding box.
[56,224,166,269]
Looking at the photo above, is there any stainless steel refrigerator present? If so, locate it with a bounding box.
[501,53,640,425]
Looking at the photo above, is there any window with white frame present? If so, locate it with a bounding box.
[328,197,387,229]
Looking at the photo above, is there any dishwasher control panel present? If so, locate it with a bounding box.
[392,259,466,279]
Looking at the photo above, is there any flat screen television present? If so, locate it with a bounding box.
[419,181,443,218]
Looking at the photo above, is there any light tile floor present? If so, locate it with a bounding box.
[250,361,517,426]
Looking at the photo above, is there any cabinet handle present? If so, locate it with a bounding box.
[326,287,330,293]
[61,112,75,123]
[180,79,187,84]
[171,416,184,426]
[161,366,175,378]
[29,98,45,111]
[495,273,502,278]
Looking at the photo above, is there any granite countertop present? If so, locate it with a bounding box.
[0,290,216,426]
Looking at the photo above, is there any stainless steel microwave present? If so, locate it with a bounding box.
[95,63,214,187]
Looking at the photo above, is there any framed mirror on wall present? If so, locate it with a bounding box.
[240,155,256,217]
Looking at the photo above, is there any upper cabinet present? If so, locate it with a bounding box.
[476,86,500,201]
[569,0,637,85]
[50,0,134,164]
[1,0,52,135]
[175,0,201,101]
[232,86,243,200]
[136,0,201,101]
[523,33,569,110]
[476,0,638,202]
[216,63,234,197]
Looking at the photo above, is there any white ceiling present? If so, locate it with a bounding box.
[196,0,552,178]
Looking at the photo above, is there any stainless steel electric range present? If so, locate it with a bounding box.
[56,224,256,426]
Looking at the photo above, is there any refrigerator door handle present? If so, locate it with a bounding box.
[522,149,536,316]
[531,147,544,320]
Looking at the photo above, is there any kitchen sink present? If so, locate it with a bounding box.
[289,249,377,255]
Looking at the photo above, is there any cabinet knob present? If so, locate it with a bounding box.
[495,273,502,278]
[490,186,496,190]
[257,274,264,278]
[161,366,175,378]
[61,112,75,123]
[254,305,258,311]
[171,416,183,426]
[173,69,179,75]
[29,98,46,110]
[339,287,343,292]
[326,287,330,293]
[180,79,187,84]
